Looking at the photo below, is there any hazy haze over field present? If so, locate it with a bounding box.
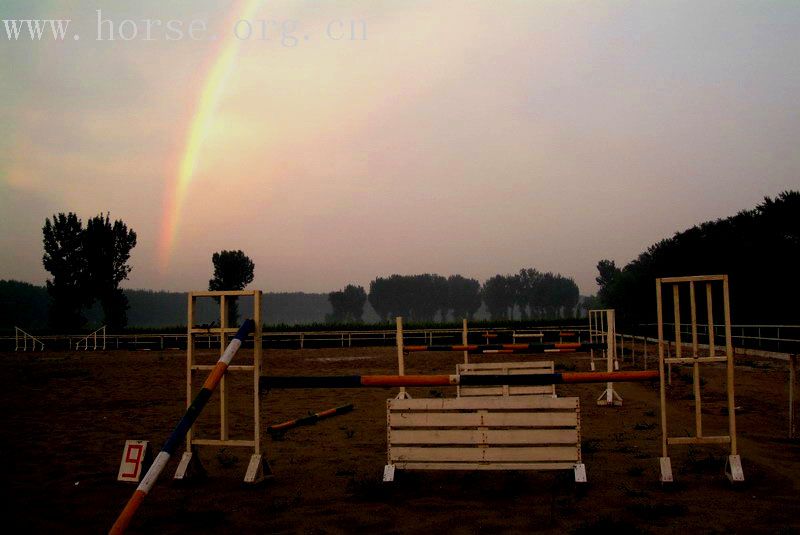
[1,1,799,294]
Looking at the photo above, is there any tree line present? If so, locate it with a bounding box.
[42,213,136,331]
[328,270,581,323]
[40,212,261,331]
[595,191,800,327]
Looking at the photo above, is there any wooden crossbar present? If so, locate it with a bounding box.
[457,361,556,398]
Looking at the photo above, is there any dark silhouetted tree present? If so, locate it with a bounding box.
[208,250,255,325]
[328,284,367,322]
[42,213,89,330]
[446,275,482,321]
[595,191,800,328]
[482,275,513,321]
[83,213,137,330]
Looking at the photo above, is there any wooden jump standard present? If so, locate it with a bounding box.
[110,320,255,535]
[656,274,744,484]
[260,370,658,389]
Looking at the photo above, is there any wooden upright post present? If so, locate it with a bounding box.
[462,319,469,365]
[220,295,228,442]
[596,309,622,406]
[396,317,410,399]
[790,354,797,439]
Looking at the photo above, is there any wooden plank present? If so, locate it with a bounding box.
[190,290,258,297]
[390,446,579,463]
[664,356,727,364]
[459,386,554,397]
[667,436,731,445]
[393,461,576,471]
[192,439,256,447]
[390,429,579,445]
[459,362,553,371]
[389,411,578,428]
[659,275,726,283]
[189,327,241,334]
[389,396,577,411]
[191,365,255,371]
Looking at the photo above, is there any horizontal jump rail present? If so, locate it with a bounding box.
[403,342,603,353]
[260,370,658,390]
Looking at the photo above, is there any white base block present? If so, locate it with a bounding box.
[725,455,744,482]
[659,457,673,483]
[173,452,195,480]
[596,388,623,406]
[574,463,587,483]
[590,361,596,371]
[383,464,396,482]
[244,454,272,484]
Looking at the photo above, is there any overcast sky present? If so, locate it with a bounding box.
[1,1,798,295]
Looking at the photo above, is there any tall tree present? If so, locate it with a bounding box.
[42,213,89,330]
[446,275,482,321]
[482,275,513,321]
[208,250,255,325]
[328,284,367,323]
[83,213,137,330]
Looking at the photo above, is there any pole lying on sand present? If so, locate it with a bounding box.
[109,319,255,535]
[267,404,354,434]
[260,370,659,390]
[403,342,604,353]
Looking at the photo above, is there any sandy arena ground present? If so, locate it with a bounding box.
[1,345,798,534]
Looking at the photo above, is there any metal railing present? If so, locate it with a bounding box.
[74,325,106,350]
[637,323,800,355]
[1,324,590,352]
[14,327,45,351]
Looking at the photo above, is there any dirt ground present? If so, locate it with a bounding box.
[1,345,798,534]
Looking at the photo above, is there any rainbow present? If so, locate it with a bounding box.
[158,0,262,271]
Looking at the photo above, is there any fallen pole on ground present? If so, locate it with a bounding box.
[267,404,354,434]
[109,319,255,535]
[260,370,658,390]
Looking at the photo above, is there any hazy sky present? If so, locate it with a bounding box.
[1,1,798,295]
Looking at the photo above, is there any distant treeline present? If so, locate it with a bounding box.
[352,270,581,323]
[0,282,381,332]
[2,276,588,333]
[597,191,800,327]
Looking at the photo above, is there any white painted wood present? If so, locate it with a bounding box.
[390,429,579,445]
[390,396,576,411]
[391,447,578,463]
[392,461,577,471]
[386,396,582,476]
[725,455,744,482]
[173,451,194,481]
[659,457,673,483]
[382,464,396,482]
[574,463,587,483]
[389,412,578,428]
